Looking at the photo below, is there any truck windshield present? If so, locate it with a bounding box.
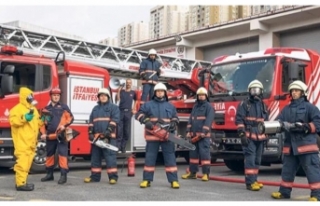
[209,57,276,98]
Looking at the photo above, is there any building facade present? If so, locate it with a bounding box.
[118,21,149,47]
[99,37,118,47]
[127,6,319,62]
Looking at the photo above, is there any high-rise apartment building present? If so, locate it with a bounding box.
[99,37,118,47]
[251,5,294,15]
[149,5,189,39]
[118,21,149,46]
[188,5,251,30]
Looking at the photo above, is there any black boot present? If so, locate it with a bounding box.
[16,183,34,191]
[41,170,54,182]
[58,173,67,184]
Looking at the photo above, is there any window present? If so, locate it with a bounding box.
[0,62,36,93]
[209,58,276,98]
[42,65,52,90]
[0,62,52,94]
[281,61,306,92]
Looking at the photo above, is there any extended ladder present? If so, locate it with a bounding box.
[0,24,212,81]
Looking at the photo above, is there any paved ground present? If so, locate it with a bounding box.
[0,158,313,201]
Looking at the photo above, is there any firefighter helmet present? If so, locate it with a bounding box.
[154,83,167,91]
[248,80,264,91]
[50,87,62,95]
[288,80,308,95]
[148,49,157,56]
[196,87,208,96]
[97,88,111,97]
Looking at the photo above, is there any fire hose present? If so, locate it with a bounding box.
[185,164,310,189]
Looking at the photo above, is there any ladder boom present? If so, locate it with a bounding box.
[0,24,212,81]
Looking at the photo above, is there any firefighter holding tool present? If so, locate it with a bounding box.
[271,80,320,201]
[40,87,74,185]
[84,88,120,184]
[181,87,214,181]
[139,48,162,104]
[235,80,269,191]
[9,87,43,191]
[135,82,180,189]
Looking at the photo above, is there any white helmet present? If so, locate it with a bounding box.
[196,87,208,96]
[248,80,264,91]
[288,80,308,95]
[97,88,110,97]
[148,48,157,56]
[154,83,167,91]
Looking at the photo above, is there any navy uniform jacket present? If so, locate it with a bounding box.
[235,98,269,141]
[135,97,178,141]
[186,100,214,137]
[139,58,161,85]
[276,97,320,155]
[89,101,120,139]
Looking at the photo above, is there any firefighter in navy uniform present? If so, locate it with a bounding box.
[271,80,320,201]
[235,80,269,191]
[139,49,161,104]
[84,88,120,184]
[135,83,180,189]
[181,87,214,181]
[40,87,74,184]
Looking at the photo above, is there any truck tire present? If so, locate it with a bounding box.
[224,159,244,173]
[30,141,58,173]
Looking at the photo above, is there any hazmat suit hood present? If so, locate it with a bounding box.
[19,87,37,108]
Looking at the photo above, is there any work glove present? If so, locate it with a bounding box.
[169,121,178,132]
[186,132,191,138]
[294,122,311,133]
[89,134,94,142]
[200,133,206,138]
[239,132,248,147]
[24,113,34,122]
[145,121,154,130]
[281,121,294,131]
[104,127,113,139]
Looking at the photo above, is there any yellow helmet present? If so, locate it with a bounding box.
[196,87,208,96]
[288,80,308,95]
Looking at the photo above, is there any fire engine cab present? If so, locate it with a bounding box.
[0,24,212,172]
[197,47,320,175]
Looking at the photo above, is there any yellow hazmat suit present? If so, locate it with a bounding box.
[9,87,43,187]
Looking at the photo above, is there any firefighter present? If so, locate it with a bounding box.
[271,80,320,201]
[135,82,180,189]
[84,88,120,184]
[235,80,269,191]
[40,87,74,185]
[9,87,43,191]
[115,78,137,153]
[181,87,215,181]
[139,48,162,104]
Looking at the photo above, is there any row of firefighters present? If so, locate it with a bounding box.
[8,49,320,201]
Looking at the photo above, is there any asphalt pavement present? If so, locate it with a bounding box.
[0,158,313,201]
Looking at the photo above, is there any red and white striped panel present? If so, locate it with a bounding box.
[268,101,280,121]
[307,58,320,109]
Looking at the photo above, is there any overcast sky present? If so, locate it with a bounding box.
[0,5,156,42]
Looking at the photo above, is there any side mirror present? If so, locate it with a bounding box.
[286,62,306,82]
[1,74,13,95]
[3,65,15,74]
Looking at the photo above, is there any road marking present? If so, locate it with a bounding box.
[291,195,310,200]
[0,196,15,200]
[29,199,50,201]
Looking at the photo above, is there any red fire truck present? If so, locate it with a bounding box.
[183,48,320,175]
[0,24,212,172]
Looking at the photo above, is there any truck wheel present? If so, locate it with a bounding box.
[224,159,244,173]
[30,141,58,173]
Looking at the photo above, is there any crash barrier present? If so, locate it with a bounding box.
[185,163,310,189]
